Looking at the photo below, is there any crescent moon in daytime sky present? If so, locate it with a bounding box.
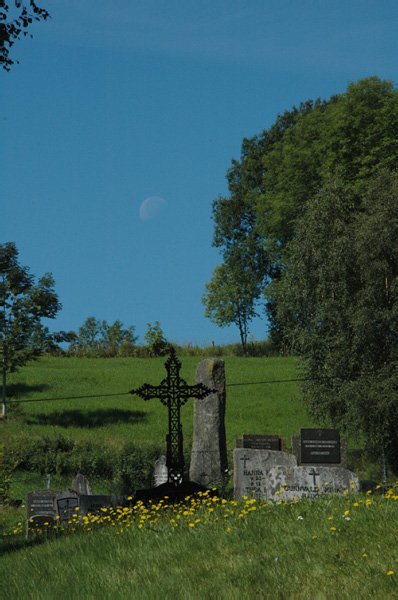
[139,196,168,221]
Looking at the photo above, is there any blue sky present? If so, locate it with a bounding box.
[2,1,398,347]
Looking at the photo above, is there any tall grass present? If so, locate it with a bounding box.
[2,487,397,598]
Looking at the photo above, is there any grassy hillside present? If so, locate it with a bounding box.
[2,355,397,597]
[5,354,307,449]
[3,354,388,500]
[2,488,397,597]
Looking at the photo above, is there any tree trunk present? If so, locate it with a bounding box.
[380,446,387,483]
[2,361,6,419]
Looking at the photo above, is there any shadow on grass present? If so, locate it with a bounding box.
[0,535,45,557]
[27,408,147,428]
[7,383,50,398]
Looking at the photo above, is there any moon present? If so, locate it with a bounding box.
[139,196,167,221]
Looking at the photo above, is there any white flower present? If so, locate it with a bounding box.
[297,516,303,520]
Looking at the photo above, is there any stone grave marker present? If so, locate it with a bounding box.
[72,474,92,495]
[54,489,80,520]
[153,455,168,487]
[235,434,283,451]
[190,358,228,487]
[265,465,360,502]
[291,428,347,468]
[26,489,59,537]
[234,448,297,499]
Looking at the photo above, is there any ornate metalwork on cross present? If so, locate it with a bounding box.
[129,347,215,486]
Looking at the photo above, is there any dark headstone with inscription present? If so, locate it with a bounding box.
[301,428,340,463]
[236,434,282,451]
[26,490,59,537]
[27,490,58,519]
[291,428,347,468]
[54,489,79,520]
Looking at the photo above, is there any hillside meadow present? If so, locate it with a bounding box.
[4,354,307,447]
[3,354,388,497]
[2,355,397,597]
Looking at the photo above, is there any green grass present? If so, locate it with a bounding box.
[2,488,397,598]
[3,355,389,501]
[5,355,307,449]
[2,355,397,597]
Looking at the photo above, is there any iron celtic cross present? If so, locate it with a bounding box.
[129,347,215,485]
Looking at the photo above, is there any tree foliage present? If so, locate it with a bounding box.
[0,1,50,71]
[210,77,398,342]
[202,253,264,355]
[144,321,168,357]
[272,172,398,468]
[0,242,69,372]
[68,317,138,358]
[1,242,69,416]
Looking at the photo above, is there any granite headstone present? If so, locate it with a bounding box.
[265,465,360,502]
[234,448,297,499]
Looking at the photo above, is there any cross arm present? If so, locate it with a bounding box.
[129,383,165,402]
[177,382,216,404]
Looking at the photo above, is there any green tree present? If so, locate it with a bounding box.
[272,172,398,475]
[211,77,398,344]
[202,250,264,355]
[0,242,68,417]
[144,322,168,357]
[0,1,50,71]
[68,317,138,357]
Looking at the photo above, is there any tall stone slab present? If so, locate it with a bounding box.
[189,358,228,486]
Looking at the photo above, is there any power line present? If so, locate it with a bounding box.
[226,377,308,387]
[10,391,130,404]
[7,371,387,404]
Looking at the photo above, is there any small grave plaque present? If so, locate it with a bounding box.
[236,434,282,451]
[300,428,340,464]
[26,515,56,537]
